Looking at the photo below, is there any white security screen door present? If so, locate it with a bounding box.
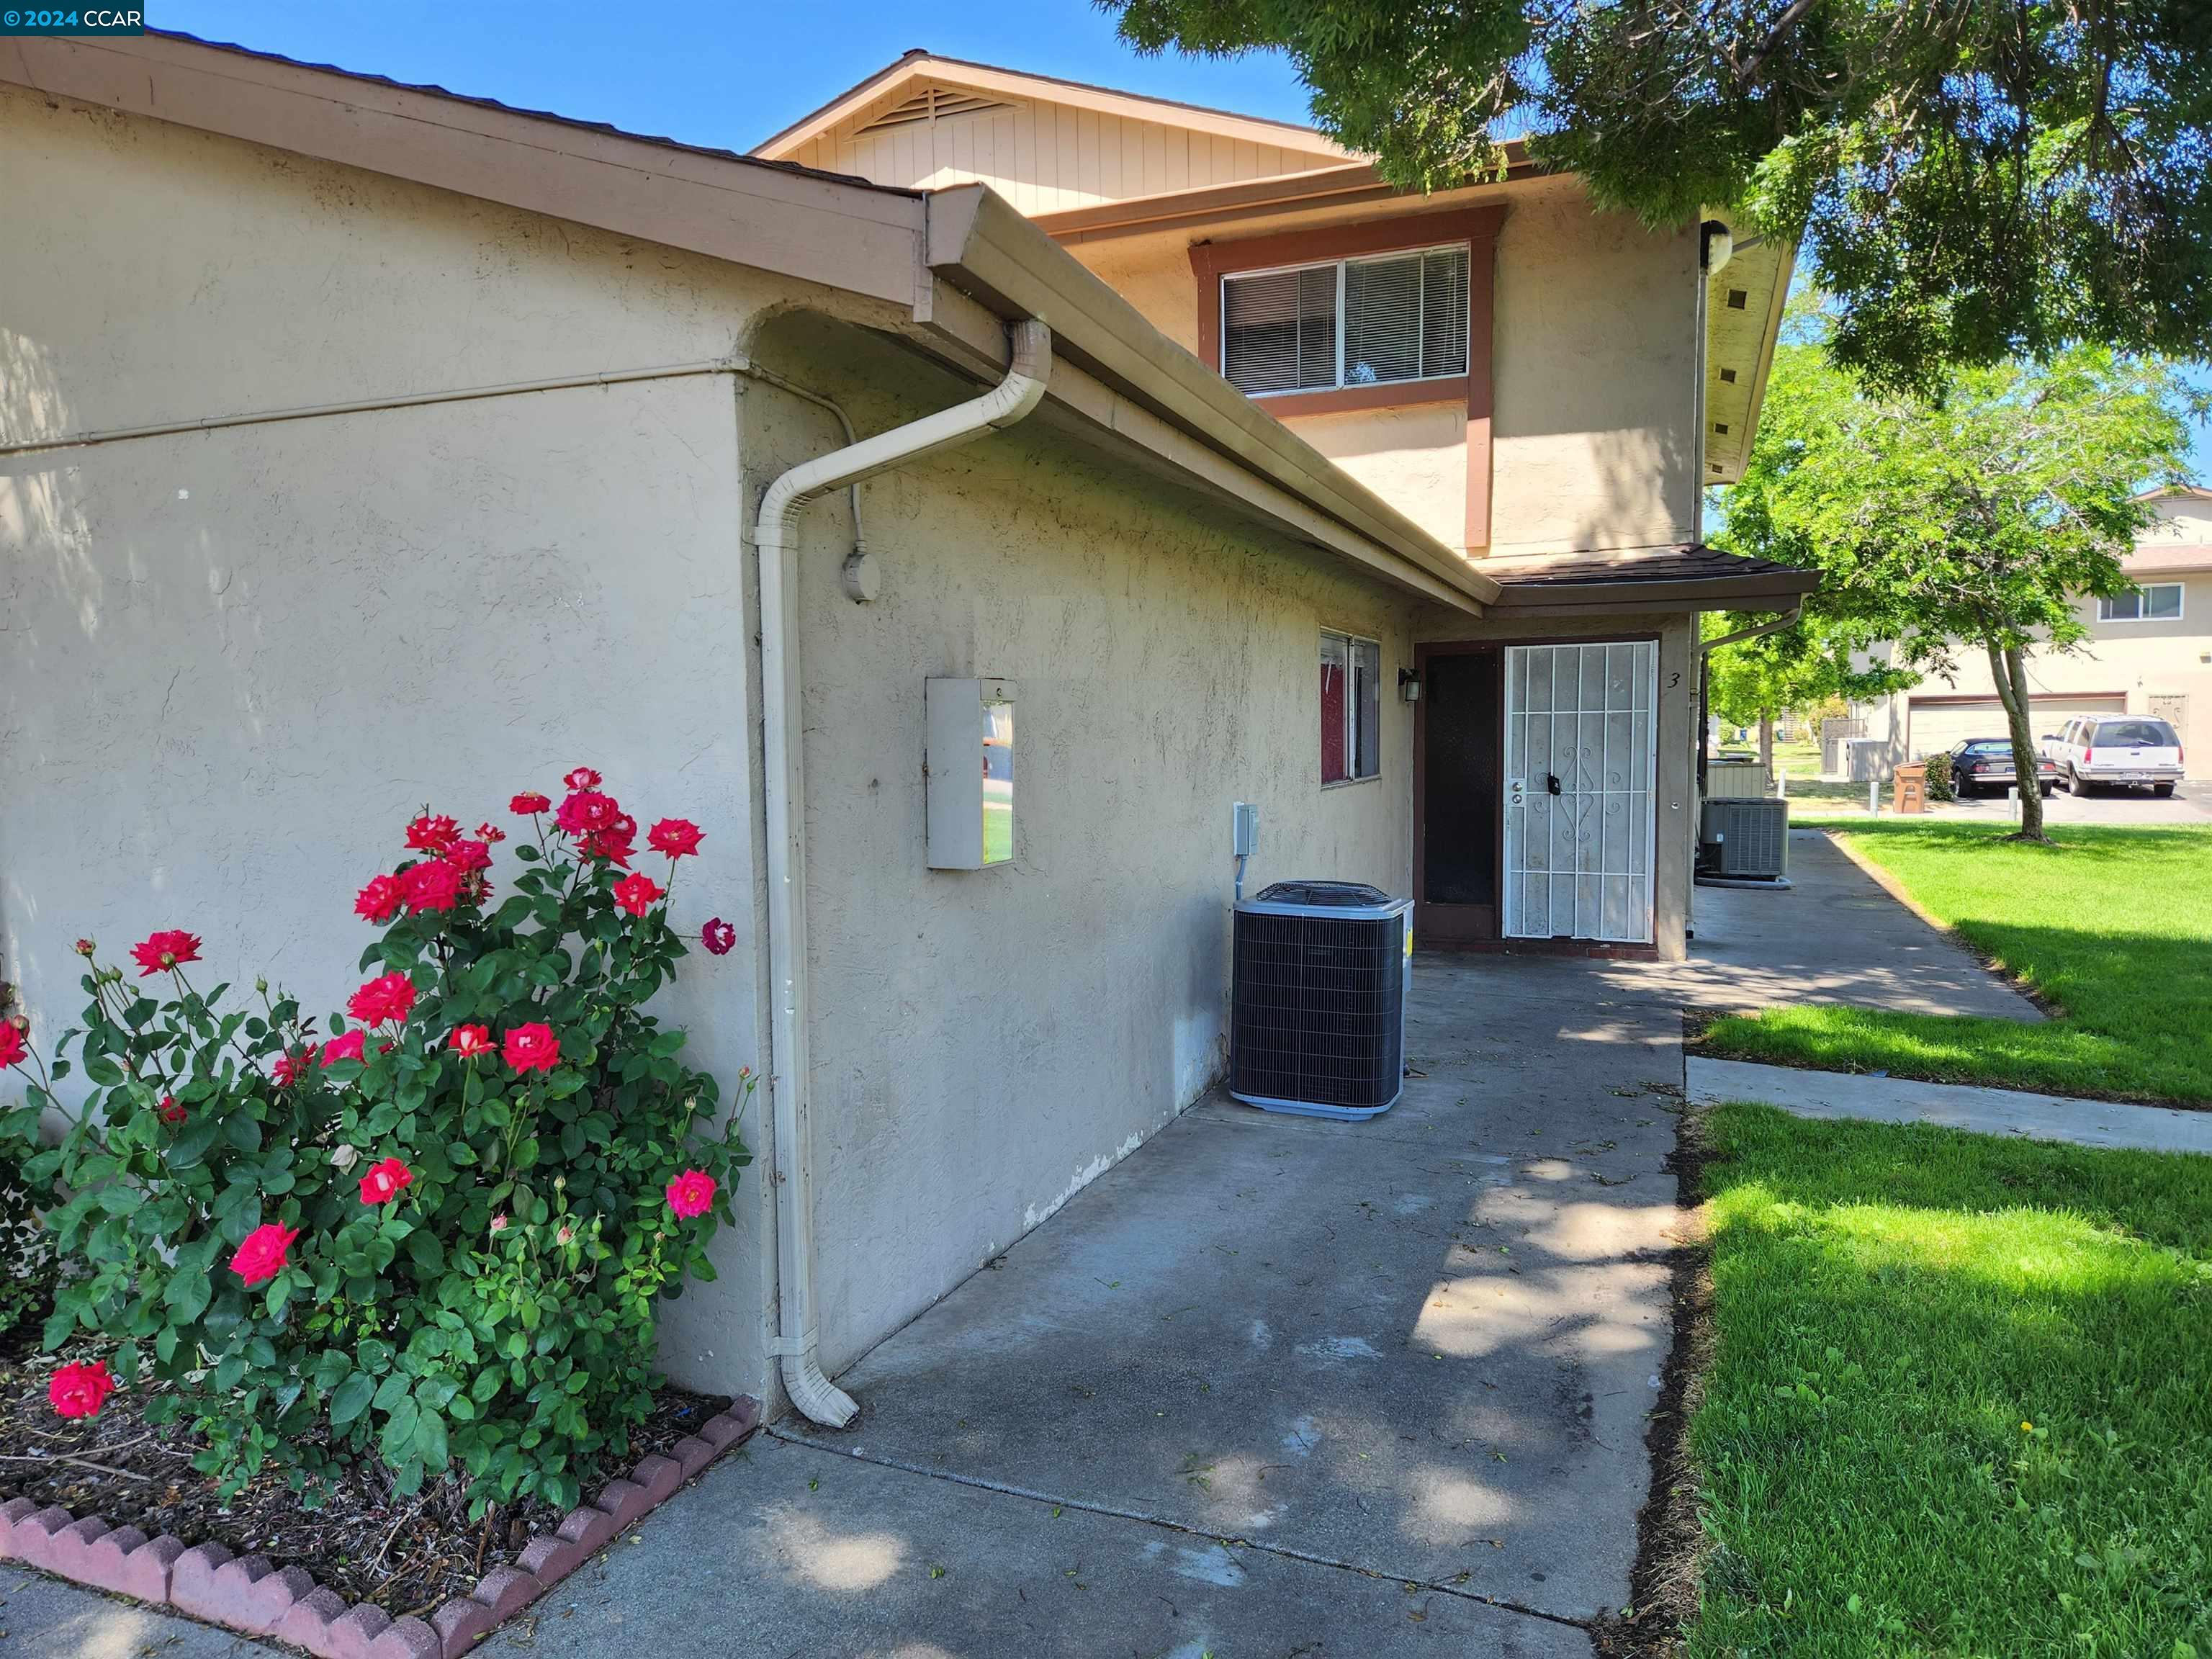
[1502,642,1657,943]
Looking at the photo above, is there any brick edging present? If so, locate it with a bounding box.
[0,1397,759,1658]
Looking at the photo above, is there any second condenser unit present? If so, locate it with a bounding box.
[1230,881,1413,1121]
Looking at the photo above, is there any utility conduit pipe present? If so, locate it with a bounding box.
[752,318,1052,1428]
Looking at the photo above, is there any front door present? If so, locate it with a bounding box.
[1501,642,1657,945]
[1413,644,1502,946]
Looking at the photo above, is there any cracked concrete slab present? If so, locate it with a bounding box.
[480,1435,1589,1659]
[778,956,1683,1625]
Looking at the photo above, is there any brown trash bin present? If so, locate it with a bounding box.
[1893,762,1928,814]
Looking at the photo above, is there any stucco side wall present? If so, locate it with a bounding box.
[0,90,777,1399]
[1486,193,1700,559]
[1286,403,1468,554]
[745,331,1420,1374]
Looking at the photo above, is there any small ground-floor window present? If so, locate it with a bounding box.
[1321,629,1382,783]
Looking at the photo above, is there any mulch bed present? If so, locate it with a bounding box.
[0,1320,729,1621]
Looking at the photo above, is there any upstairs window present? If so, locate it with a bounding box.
[1223,245,1470,399]
[2098,583,2183,621]
[1321,630,1382,783]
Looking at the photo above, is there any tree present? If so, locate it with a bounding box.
[1701,608,1911,774]
[1104,0,2212,390]
[1714,323,2191,840]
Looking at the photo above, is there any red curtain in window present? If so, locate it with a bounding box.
[1320,651,1348,783]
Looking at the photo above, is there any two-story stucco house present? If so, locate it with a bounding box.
[758,52,1811,949]
[1852,485,2211,763]
[0,31,1805,1422]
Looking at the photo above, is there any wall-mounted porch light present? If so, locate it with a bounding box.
[1398,667,1421,703]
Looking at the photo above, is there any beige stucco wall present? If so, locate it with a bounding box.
[747,314,1421,1372]
[1061,176,1700,559]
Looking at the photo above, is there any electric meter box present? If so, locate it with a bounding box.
[926,678,1016,869]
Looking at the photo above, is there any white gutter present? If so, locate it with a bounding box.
[753,317,1053,1429]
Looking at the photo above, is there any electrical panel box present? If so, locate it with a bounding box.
[926,678,1015,869]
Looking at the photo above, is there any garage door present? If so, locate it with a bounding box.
[1907,694,2128,759]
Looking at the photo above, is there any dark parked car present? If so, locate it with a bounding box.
[1947,737,2057,798]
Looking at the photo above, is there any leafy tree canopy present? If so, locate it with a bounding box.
[1712,309,2193,835]
[1105,0,2212,388]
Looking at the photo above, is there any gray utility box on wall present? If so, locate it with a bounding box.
[1699,797,1789,881]
[926,678,1015,869]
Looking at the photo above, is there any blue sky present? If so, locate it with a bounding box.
[149,2,2211,478]
[153,0,1320,152]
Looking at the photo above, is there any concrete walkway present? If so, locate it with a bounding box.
[1652,830,2041,1020]
[475,952,1686,1657]
[1689,1056,2212,1155]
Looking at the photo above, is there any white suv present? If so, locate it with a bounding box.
[2051,715,2185,798]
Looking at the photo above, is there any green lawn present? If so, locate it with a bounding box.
[1699,821,2212,1105]
[1686,1103,2212,1658]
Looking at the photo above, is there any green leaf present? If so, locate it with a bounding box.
[163,1270,212,1323]
[330,1372,376,1427]
[379,1395,421,1464]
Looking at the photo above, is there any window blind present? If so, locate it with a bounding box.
[1223,265,1339,395]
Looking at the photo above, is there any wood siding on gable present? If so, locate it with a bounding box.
[788,90,1342,214]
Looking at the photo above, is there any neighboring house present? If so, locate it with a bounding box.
[1853,485,2212,764]
[0,32,1804,1421]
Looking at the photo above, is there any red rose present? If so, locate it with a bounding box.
[320,1030,368,1069]
[647,818,704,859]
[701,917,737,956]
[564,767,602,791]
[555,790,621,837]
[357,1156,413,1205]
[49,1359,115,1420]
[476,822,508,845]
[503,1022,559,1075]
[405,812,461,853]
[273,1048,313,1087]
[346,971,417,1026]
[442,839,492,874]
[582,817,636,866]
[73,938,96,958]
[130,930,202,977]
[510,791,552,815]
[449,1024,493,1059]
[0,1023,25,1071]
[400,859,464,914]
[158,1094,187,1125]
[613,871,664,917]
[354,874,403,923]
[229,1222,299,1287]
[665,1169,717,1219]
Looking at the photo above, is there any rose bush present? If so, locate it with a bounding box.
[0,775,747,1514]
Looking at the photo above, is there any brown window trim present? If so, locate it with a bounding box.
[1190,204,1506,553]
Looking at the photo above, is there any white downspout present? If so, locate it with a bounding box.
[753,318,1052,1428]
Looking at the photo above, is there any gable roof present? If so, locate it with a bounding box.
[753,50,1350,163]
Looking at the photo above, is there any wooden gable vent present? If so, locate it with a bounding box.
[857,86,1016,135]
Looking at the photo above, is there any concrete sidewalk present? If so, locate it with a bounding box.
[1689,1056,2212,1155]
